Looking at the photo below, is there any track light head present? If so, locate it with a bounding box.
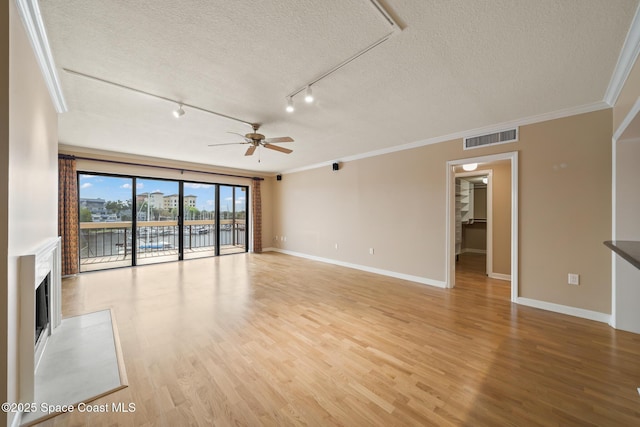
[286,96,294,113]
[304,85,314,103]
[173,104,185,118]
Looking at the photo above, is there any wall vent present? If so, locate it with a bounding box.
[464,128,518,150]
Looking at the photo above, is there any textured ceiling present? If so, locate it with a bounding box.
[42,0,639,174]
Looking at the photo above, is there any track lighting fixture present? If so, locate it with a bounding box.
[173,104,185,118]
[304,85,314,103]
[284,0,400,114]
[286,96,294,113]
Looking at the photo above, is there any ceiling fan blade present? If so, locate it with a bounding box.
[245,145,257,156]
[264,143,293,154]
[208,142,247,147]
[227,131,250,141]
[264,136,294,143]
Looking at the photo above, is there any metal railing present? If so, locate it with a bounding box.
[79,220,246,267]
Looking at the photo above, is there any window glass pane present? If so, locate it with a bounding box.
[78,174,133,272]
[136,179,180,265]
[183,182,217,260]
[220,185,247,254]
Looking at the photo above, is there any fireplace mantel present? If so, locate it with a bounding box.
[19,237,62,404]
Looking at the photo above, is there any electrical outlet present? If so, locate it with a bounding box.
[568,273,580,285]
[369,248,374,255]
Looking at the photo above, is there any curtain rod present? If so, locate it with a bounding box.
[59,154,264,181]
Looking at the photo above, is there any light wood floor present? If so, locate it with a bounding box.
[38,252,640,426]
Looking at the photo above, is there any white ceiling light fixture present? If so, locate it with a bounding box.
[462,163,478,171]
[482,177,488,184]
[304,85,314,103]
[286,96,294,113]
[173,104,185,118]
[284,0,401,112]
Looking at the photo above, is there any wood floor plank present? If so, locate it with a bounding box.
[33,252,640,426]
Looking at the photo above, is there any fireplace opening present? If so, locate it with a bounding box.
[35,274,50,347]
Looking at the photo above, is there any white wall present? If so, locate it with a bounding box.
[613,135,640,333]
[3,2,59,426]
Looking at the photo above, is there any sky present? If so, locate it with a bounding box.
[79,174,246,212]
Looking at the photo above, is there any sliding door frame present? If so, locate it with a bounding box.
[77,171,250,271]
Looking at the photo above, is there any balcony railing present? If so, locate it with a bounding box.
[79,219,246,270]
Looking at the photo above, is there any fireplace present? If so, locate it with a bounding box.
[19,237,61,404]
[34,273,50,361]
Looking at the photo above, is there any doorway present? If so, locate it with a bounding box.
[455,170,492,276]
[446,152,519,301]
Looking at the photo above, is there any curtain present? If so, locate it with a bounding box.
[251,178,262,253]
[58,156,79,275]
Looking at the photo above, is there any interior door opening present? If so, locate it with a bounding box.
[455,171,491,277]
[447,152,518,301]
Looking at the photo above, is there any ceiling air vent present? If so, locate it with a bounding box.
[464,128,518,150]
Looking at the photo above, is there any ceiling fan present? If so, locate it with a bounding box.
[208,123,294,157]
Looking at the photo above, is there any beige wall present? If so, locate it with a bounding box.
[273,109,612,313]
[491,161,511,276]
[4,2,59,425]
[519,112,611,310]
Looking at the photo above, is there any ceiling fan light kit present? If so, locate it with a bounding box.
[208,123,294,158]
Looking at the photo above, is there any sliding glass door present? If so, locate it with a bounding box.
[78,173,248,271]
[183,182,217,260]
[220,185,248,254]
[135,178,180,265]
[78,174,134,272]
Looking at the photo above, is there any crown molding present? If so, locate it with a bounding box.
[604,2,640,106]
[15,0,67,113]
[282,101,610,175]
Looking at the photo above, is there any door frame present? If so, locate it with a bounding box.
[446,151,519,302]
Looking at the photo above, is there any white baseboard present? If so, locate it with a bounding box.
[461,248,487,254]
[265,248,447,288]
[489,272,511,281]
[516,297,610,324]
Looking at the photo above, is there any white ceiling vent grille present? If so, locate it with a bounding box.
[464,128,518,150]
